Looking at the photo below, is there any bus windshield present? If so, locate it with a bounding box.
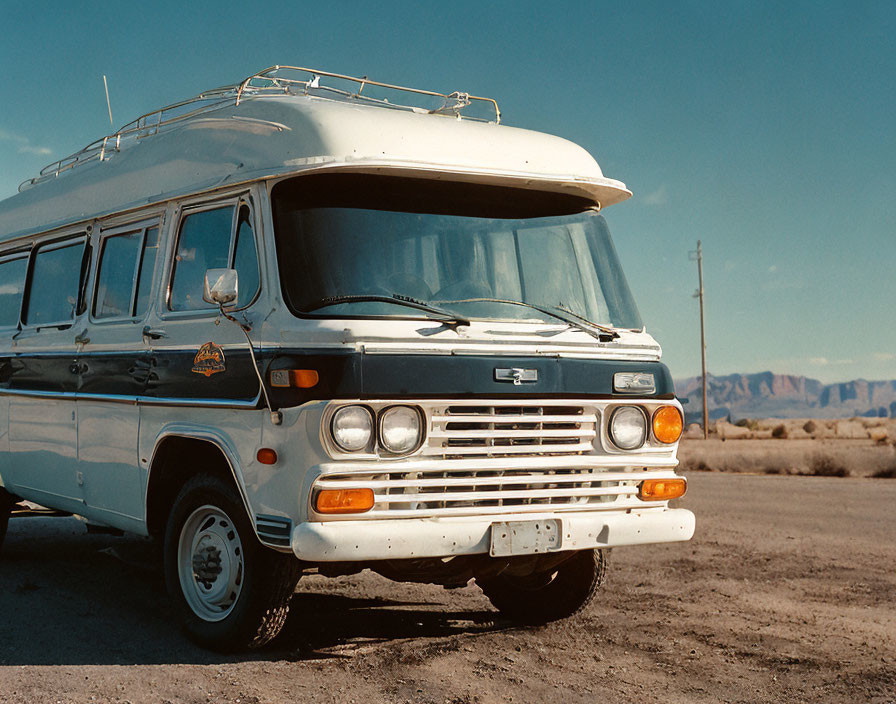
[271,175,643,330]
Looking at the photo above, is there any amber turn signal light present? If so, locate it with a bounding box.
[270,369,320,389]
[639,478,687,501]
[652,405,683,444]
[315,488,375,514]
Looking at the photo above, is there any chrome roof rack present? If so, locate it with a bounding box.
[19,65,502,193]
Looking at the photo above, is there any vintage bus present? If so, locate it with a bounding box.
[0,66,694,650]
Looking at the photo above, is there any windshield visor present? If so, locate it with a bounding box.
[271,175,643,329]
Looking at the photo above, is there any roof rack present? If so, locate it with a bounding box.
[19,65,502,193]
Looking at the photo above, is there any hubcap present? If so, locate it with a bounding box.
[177,505,244,622]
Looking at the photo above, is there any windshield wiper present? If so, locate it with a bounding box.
[435,297,619,342]
[305,294,470,329]
[553,304,621,340]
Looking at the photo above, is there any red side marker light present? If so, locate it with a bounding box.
[256,448,278,465]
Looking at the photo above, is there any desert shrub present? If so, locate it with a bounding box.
[764,465,784,475]
[803,420,817,435]
[772,424,788,439]
[735,418,759,430]
[871,465,896,479]
[806,453,851,477]
[681,458,711,472]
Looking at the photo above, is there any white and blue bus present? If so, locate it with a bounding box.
[0,66,693,650]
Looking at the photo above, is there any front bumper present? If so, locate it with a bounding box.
[291,507,695,561]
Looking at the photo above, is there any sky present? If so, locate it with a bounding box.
[1,0,893,384]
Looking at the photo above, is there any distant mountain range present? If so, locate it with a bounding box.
[675,372,896,421]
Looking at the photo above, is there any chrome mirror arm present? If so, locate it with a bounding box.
[217,302,281,426]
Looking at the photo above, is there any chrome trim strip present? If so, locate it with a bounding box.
[0,386,261,409]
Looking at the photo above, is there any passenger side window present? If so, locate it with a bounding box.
[25,239,85,326]
[169,202,260,311]
[93,225,160,320]
[233,205,260,308]
[0,254,28,328]
[94,231,142,319]
[134,227,159,316]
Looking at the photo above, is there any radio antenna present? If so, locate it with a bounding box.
[103,75,114,127]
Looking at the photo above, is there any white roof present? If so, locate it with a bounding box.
[0,90,631,242]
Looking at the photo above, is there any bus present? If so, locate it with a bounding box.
[0,66,694,651]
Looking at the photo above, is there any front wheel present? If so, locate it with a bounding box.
[163,475,300,651]
[477,549,608,625]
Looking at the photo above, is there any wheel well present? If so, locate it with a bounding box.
[146,436,240,539]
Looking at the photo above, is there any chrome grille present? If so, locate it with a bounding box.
[314,468,670,519]
[424,403,597,458]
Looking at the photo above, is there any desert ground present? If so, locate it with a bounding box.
[1,459,894,703]
[679,417,896,477]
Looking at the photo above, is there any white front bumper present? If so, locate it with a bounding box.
[291,508,695,561]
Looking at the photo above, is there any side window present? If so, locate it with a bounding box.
[25,239,85,326]
[134,227,159,316]
[93,224,160,320]
[0,254,28,328]
[94,231,142,319]
[233,205,260,308]
[170,207,233,311]
[169,202,260,312]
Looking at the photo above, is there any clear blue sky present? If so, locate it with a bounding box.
[2,0,893,383]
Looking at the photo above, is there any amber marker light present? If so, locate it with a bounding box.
[256,448,278,465]
[316,488,375,514]
[652,405,684,444]
[639,478,687,501]
[270,369,320,388]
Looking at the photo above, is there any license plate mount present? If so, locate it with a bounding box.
[489,519,561,557]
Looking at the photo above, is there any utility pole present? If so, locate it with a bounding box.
[690,241,709,439]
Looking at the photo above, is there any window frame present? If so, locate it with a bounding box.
[163,196,261,317]
[21,234,89,330]
[89,218,162,325]
[0,248,32,331]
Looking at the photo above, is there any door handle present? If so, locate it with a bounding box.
[142,326,168,340]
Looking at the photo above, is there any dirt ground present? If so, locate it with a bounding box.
[1,473,894,704]
[678,436,896,477]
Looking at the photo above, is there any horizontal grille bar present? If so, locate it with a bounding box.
[317,469,671,490]
[354,497,657,519]
[421,441,594,457]
[430,428,595,440]
[372,486,637,503]
[431,413,597,424]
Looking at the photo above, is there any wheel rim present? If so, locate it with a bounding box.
[177,505,244,622]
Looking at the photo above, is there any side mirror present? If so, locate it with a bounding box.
[203,268,239,308]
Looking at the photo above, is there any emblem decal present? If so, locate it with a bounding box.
[494,367,538,385]
[192,342,226,377]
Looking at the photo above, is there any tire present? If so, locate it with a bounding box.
[163,474,301,651]
[477,549,608,625]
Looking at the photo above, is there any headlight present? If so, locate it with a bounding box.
[379,405,422,454]
[331,405,374,452]
[609,406,647,450]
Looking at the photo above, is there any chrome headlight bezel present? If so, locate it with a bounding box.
[378,405,424,455]
[608,405,648,450]
[330,405,375,453]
